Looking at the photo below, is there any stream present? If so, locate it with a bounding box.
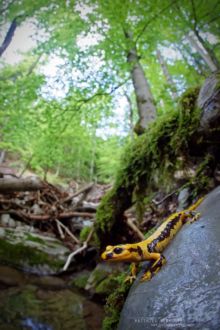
[0,266,104,330]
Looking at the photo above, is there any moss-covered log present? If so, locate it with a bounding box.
[95,72,220,249]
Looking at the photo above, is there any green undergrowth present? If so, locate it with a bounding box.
[95,86,202,245]
[102,273,131,330]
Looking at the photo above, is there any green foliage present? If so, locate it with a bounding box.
[1,0,219,183]
[96,137,126,182]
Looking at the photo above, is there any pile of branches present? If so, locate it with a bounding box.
[0,177,96,224]
[0,175,106,270]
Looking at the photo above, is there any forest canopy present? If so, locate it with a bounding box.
[0,0,219,182]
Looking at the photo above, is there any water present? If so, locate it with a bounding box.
[0,266,104,330]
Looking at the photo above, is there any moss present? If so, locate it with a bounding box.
[95,86,202,247]
[95,188,117,234]
[187,154,215,198]
[95,274,119,295]
[0,239,63,270]
[71,273,90,289]
[25,234,46,245]
[87,267,109,287]
[79,226,92,242]
[102,273,131,330]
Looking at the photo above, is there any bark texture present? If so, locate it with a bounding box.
[156,49,178,99]
[187,32,220,72]
[0,18,18,57]
[0,177,45,193]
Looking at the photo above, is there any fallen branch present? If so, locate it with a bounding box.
[0,210,94,221]
[0,177,45,193]
[62,228,94,271]
[127,218,145,240]
[152,188,178,206]
[55,219,80,244]
[59,211,95,219]
[55,219,65,239]
[63,183,94,203]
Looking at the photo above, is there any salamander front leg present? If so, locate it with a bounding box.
[181,211,201,224]
[125,263,139,284]
[141,253,166,282]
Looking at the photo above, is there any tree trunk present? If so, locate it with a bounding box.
[125,93,134,139]
[0,151,5,164]
[156,49,178,99]
[0,177,44,193]
[186,32,220,72]
[0,17,18,57]
[125,31,157,134]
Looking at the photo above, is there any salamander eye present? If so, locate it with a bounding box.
[113,247,123,254]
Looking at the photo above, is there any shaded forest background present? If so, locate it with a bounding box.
[0,0,220,183]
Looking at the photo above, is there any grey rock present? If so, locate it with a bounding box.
[198,72,220,131]
[8,218,16,228]
[0,265,25,286]
[0,227,5,237]
[31,203,43,215]
[118,187,220,330]
[177,187,190,211]
[0,213,11,226]
[0,228,70,274]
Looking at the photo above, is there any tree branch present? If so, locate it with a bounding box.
[190,0,198,31]
[62,228,94,271]
[135,0,179,43]
[0,17,17,56]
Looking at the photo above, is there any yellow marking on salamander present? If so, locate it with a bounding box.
[101,198,203,283]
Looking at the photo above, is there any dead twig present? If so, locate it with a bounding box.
[152,189,178,206]
[127,218,145,240]
[62,228,94,271]
[55,219,65,239]
[63,183,94,203]
[55,219,80,244]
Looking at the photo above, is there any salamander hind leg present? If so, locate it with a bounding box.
[189,212,201,224]
[140,254,166,282]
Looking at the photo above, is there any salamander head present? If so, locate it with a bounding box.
[101,244,142,262]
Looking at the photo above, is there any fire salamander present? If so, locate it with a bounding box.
[101,198,203,283]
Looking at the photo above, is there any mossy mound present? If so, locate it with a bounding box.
[95,86,203,248]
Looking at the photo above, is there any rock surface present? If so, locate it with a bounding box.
[118,186,220,330]
[198,71,220,131]
[0,226,70,274]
